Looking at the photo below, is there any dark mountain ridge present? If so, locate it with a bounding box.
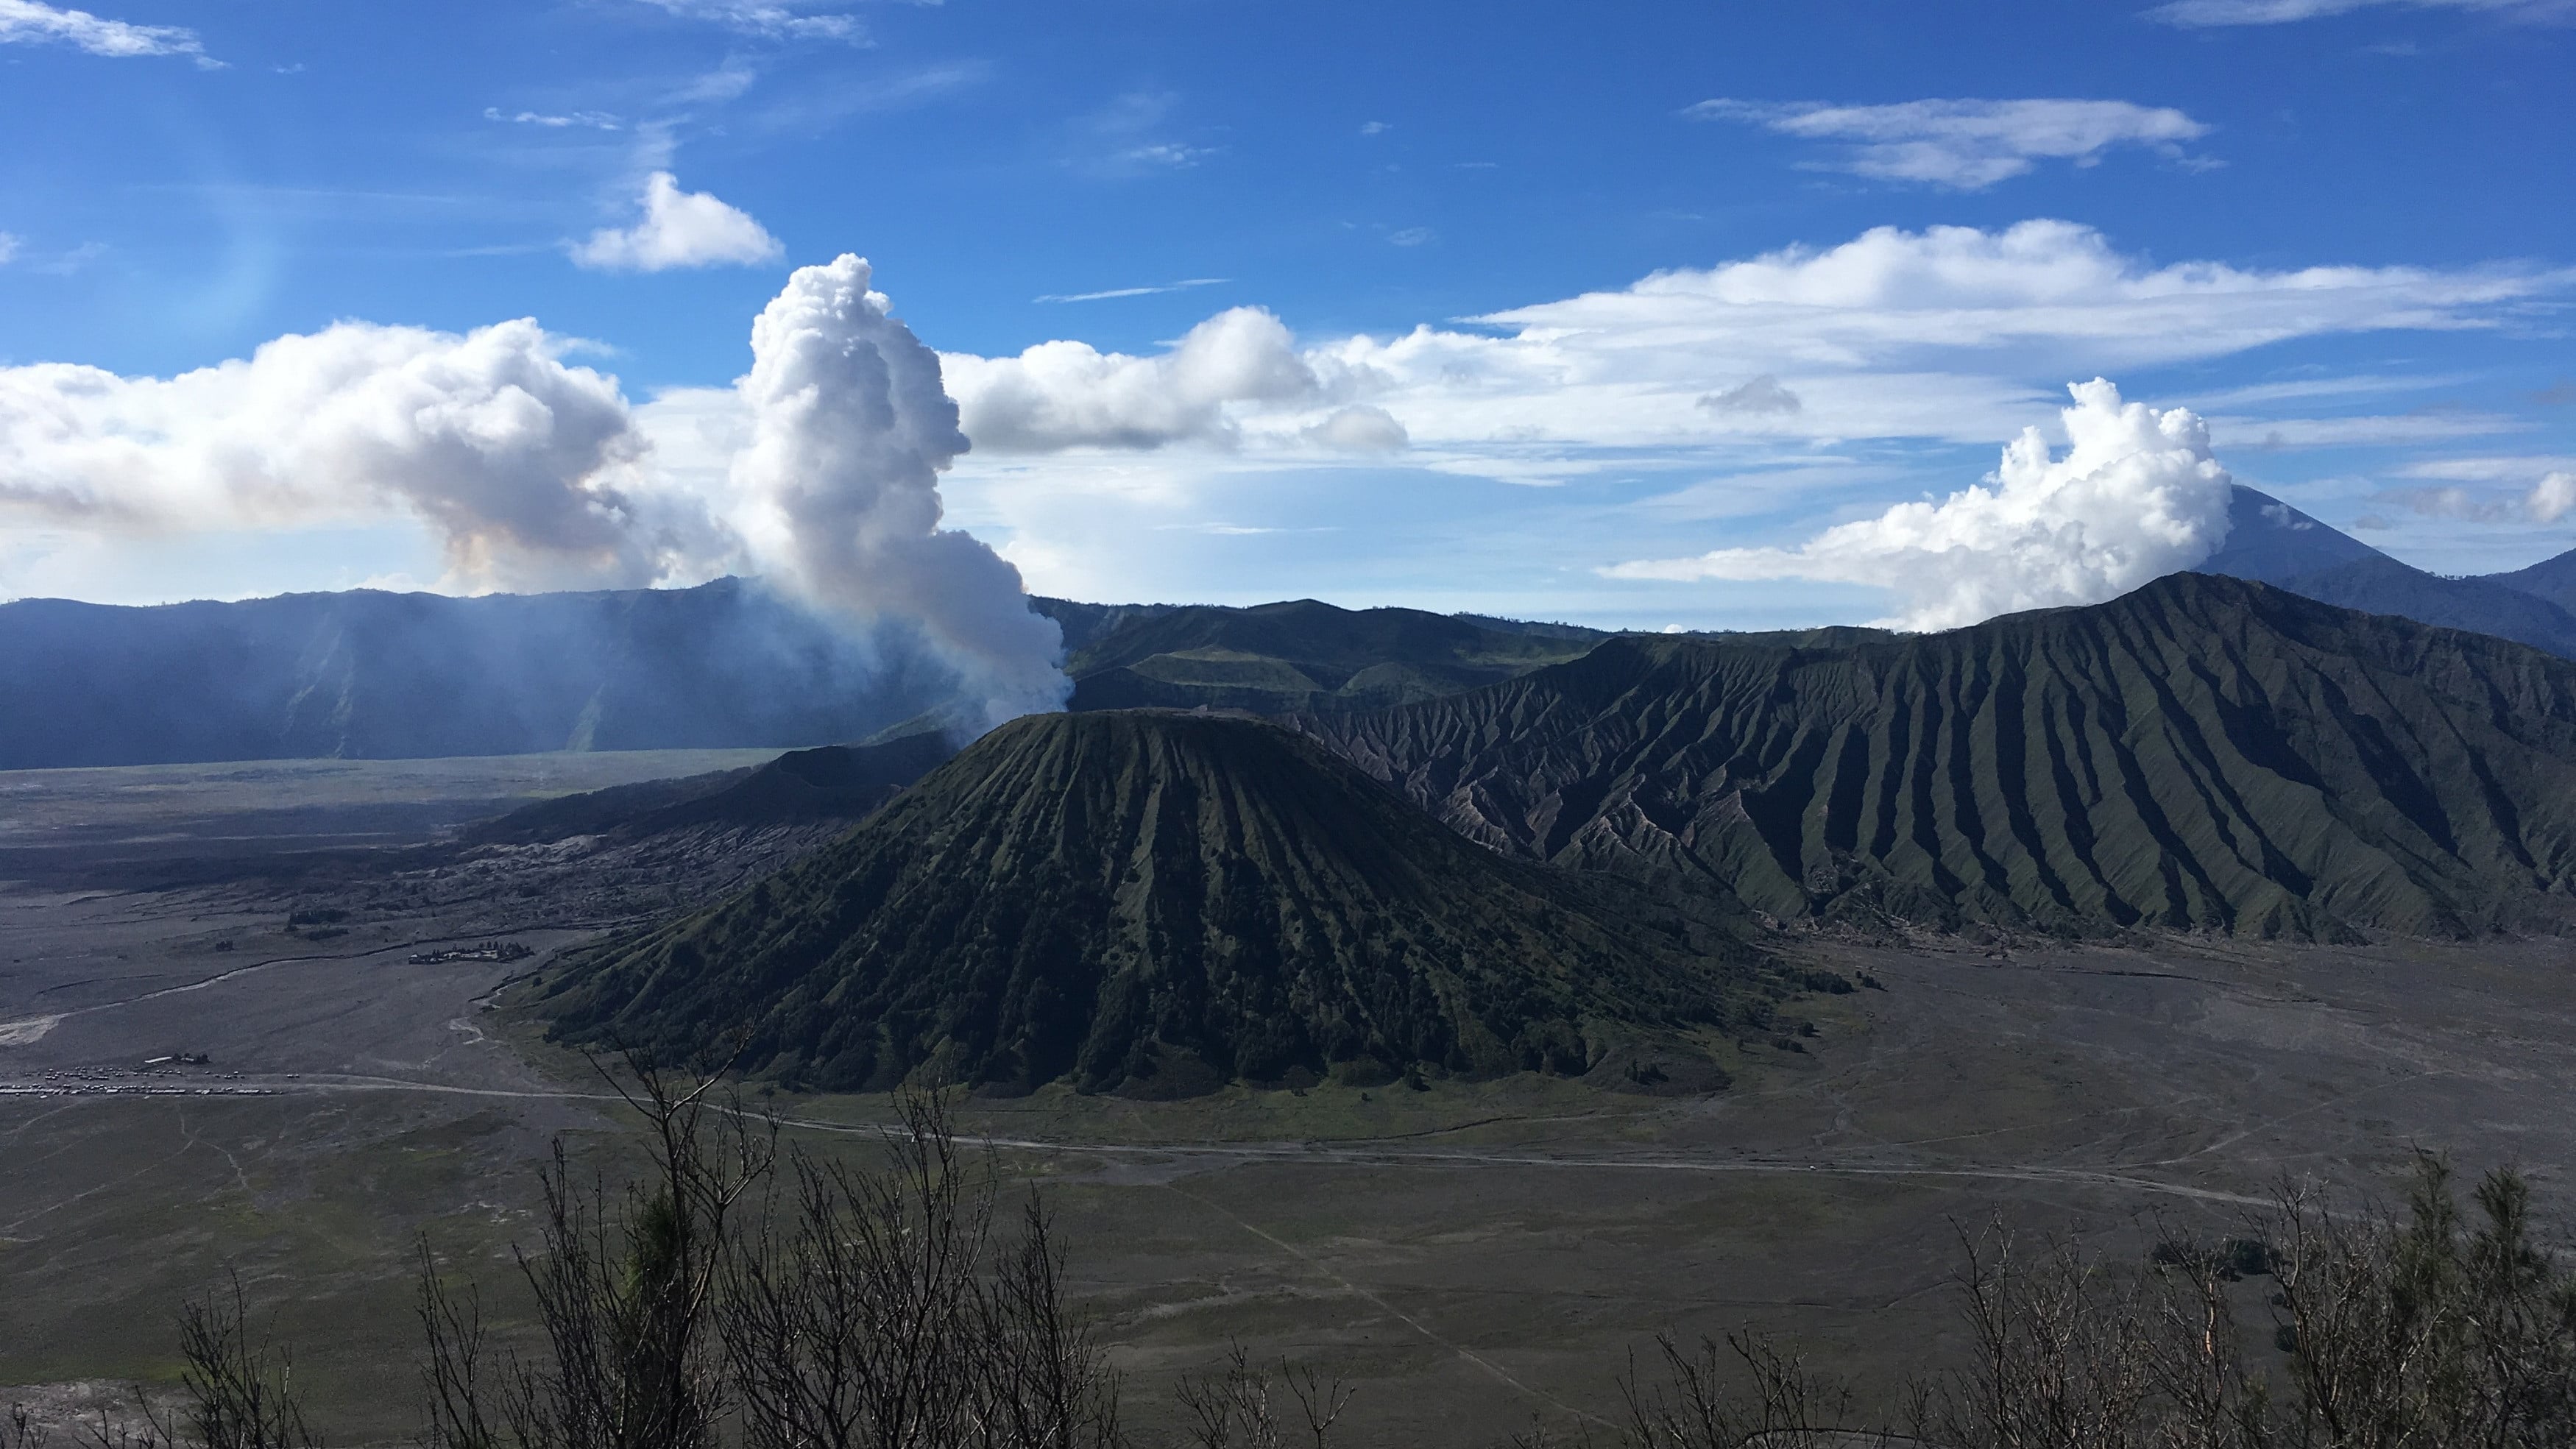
[2202,486,2576,659]
[15,489,2576,773]
[2486,550,2576,617]
[0,578,969,770]
[1301,573,2576,940]
[0,584,1604,770]
[464,731,955,846]
[539,711,1789,1096]
[1058,598,1604,713]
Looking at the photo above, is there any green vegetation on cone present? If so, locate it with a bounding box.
[540,712,1781,1095]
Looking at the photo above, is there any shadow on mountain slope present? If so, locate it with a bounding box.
[1302,573,2576,940]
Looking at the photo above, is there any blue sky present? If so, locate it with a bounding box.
[1,0,2572,628]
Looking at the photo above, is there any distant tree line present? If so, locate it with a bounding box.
[9,1061,2572,1449]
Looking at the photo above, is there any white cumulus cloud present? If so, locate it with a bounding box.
[1698,375,1802,416]
[0,0,210,63]
[1303,405,1409,452]
[0,319,728,591]
[940,307,1317,452]
[1604,380,2237,631]
[0,232,18,265]
[1688,98,2212,189]
[570,171,784,272]
[2527,473,2576,523]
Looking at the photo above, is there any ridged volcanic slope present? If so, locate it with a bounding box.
[1301,574,2576,939]
[539,712,1777,1094]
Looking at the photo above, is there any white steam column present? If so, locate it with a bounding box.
[732,255,1069,733]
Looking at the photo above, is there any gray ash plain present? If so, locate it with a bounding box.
[1,751,2572,1448]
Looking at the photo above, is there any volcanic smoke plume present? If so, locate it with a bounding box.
[0,254,1069,737]
[729,255,1069,730]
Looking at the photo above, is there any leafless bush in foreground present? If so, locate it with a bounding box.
[165,1275,321,1449]
[116,1092,2576,1449]
[1172,1343,1352,1449]
[2263,1158,2576,1448]
[414,1065,1118,1449]
[1624,1155,2576,1449]
[417,1055,772,1449]
[1621,1328,1902,1448]
[4,1403,49,1449]
[720,1091,1123,1449]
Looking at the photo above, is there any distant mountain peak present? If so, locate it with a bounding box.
[2197,486,2390,586]
[2188,487,2576,661]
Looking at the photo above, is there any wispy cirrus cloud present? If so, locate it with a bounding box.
[2145,0,2565,27]
[631,0,866,43]
[1035,277,1229,304]
[486,107,623,131]
[2178,372,2471,408]
[743,61,986,132]
[1117,142,1217,169]
[2397,453,2576,481]
[0,236,105,274]
[1687,97,2212,189]
[0,0,215,65]
[2215,411,2527,449]
[1074,92,1222,177]
[2370,475,2576,522]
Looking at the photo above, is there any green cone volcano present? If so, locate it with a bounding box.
[539,712,1780,1094]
